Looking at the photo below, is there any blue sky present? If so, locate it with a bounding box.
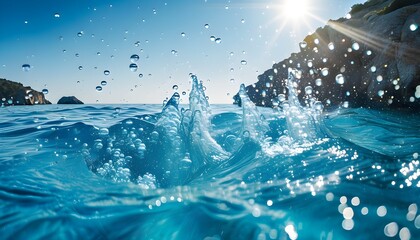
[0,0,365,104]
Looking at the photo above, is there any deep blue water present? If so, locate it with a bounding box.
[1,77,420,239]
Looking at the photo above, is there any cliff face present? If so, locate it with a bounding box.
[0,78,51,106]
[234,0,420,110]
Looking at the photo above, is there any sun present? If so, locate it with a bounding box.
[280,0,309,20]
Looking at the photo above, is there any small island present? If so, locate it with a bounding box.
[57,96,84,104]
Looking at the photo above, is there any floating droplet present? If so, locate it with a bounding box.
[182,91,186,95]
[241,19,245,23]
[204,24,210,29]
[129,63,138,72]
[138,73,143,78]
[315,78,322,86]
[314,38,320,44]
[181,32,186,37]
[210,36,216,41]
[171,50,177,55]
[22,64,31,72]
[54,13,60,18]
[377,75,383,82]
[299,41,307,48]
[410,24,418,31]
[328,42,335,50]
[241,60,247,65]
[101,81,107,86]
[96,86,102,92]
[104,70,110,75]
[366,50,372,56]
[346,13,352,19]
[336,74,345,84]
[378,90,384,97]
[305,86,313,95]
[78,66,83,70]
[307,60,313,68]
[230,78,235,83]
[215,38,222,43]
[172,85,178,91]
[352,42,360,50]
[314,101,323,111]
[42,89,49,94]
[77,31,83,37]
[321,68,329,76]
[370,66,376,72]
[130,54,139,62]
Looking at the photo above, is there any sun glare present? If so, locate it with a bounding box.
[281,0,309,20]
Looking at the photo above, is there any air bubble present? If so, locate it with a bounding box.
[376,75,383,82]
[181,32,186,37]
[335,74,345,84]
[215,38,222,44]
[101,81,107,86]
[378,90,384,97]
[370,66,376,72]
[138,73,143,78]
[78,66,83,70]
[315,78,322,86]
[352,42,360,50]
[304,86,313,95]
[96,86,103,92]
[104,70,110,75]
[321,68,329,76]
[172,85,178,91]
[210,36,216,41]
[241,60,247,65]
[384,222,398,237]
[204,24,209,29]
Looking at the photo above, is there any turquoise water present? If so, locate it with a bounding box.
[1,76,420,239]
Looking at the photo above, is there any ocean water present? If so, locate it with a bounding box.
[1,74,420,240]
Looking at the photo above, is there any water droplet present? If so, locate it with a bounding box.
[315,78,322,86]
[215,38,222,43]
[96,86,102,92]
[314,101,323,111]
[129,63,138,72]
[130,54,139,63]
[378,90,384,97]
[172,85,178,91]
[230,52,234,56]
[384,222,399,237]
[346,13,352,19]
[54,13,60,18]
[78,66,83,70]
[138,73,143,78]
[134,41,140,47]
[204,24,209,29]
[377,75,383,82]
[328,42,335,50]
[171,50,177,55]
[314,38,320,44]
[77,31,83,37]
[241,60,247,65]
[230,78,235,83]
[181,32,186,37]
[335,74,345,84]
[366,50,372,56]
[321,68,329,76]
[299,41,307,48]
[42,89,49,94]
[210,36,216,41]
[101,81,107,86]
[410,23,418,31]
[307,60,313,68]
[305,86,313,95]
[22,64,31,72]
[352,42,360,50]
[370,66,376,72]
[104,70,110,75]
[182,91,186,95]
[241,19,245,23]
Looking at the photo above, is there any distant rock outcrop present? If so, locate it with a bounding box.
[234,0,420,110]
[0,78,51,106]
[57,96,84,104]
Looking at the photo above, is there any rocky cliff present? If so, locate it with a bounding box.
[0,78,51,106]
[234,0,420,110]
